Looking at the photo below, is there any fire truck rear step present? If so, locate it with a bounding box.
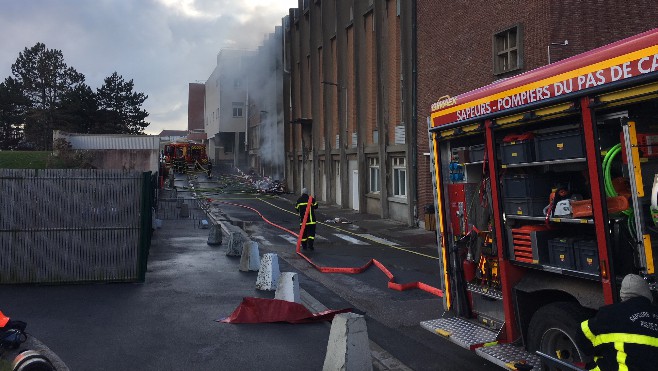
[476,343,541,370]
[421,318,543,369]
[420,317,497,350]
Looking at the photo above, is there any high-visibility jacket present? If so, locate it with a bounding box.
[295,194,318,225]
[577,296,658,371]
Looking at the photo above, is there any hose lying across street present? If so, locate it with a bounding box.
[211,197,444,298]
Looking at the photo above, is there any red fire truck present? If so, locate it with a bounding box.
[423,29,658,369]
[162,141,208,173]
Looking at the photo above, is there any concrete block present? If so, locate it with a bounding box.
[274,272,300,303]
[239,241,260,272]
[323,313,372,371]
[256,253,280,291]
[226,229,245,256]
[207,225,223,246]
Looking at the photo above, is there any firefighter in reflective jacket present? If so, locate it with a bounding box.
[295,188,318,250]
[576,274,658,371]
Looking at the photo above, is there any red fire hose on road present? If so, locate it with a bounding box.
[214,198,443,298]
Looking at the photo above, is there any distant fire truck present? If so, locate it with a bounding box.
[162,141,208,173]
[423,28,658,370]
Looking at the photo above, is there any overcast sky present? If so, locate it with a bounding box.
[0,0,297,135]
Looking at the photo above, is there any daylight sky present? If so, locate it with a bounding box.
[0,0,298,135]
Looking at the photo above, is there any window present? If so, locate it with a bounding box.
[368,157,380,193]
[232,102,244,118]
[234,78,242,88]
[494,25,522,75]
[392,157,406,197]
[220,132,234,153]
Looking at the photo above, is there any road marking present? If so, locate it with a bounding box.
[279,234,299,244]
[252,235,272,246]
[358,234,399,246]
[278,234,327,244]
[334,233,369,245]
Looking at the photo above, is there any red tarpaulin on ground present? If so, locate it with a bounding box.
[218,297,353,324]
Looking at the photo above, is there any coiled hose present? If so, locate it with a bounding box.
[602,143,635,238]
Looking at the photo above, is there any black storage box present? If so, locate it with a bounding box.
[469,144,485,163]
[502,173,553,198]
[501,140,535,164]
[535,131,585,161]
[574,239,599,274]
[504,197,548,217]
[548,237,576,269]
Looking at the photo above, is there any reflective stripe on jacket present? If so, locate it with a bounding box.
[577,297,658,371]
[295,194,318,225]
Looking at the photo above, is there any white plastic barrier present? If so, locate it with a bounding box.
[323,312,373,371]
[255,253,280,291]
[274,272,300,303]
[239,241,260,272]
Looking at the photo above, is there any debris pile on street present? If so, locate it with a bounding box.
[234,168,288,194]
[324,217,352,224]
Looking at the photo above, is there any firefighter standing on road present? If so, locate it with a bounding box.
[295,188,318,250]
[576,274,658,371]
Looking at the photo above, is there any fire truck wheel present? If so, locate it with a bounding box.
[527,302,592,370]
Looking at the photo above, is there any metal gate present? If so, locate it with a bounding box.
[0,169,152,284]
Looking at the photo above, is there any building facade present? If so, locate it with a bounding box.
[415,0,658,227]
[284,0,416,225]
[204,49,256,169]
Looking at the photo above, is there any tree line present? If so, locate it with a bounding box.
[0,42,149,150]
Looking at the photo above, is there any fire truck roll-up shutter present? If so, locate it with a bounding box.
[435,122,484,141]
[593,80,658,108]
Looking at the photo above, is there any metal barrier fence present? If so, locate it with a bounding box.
[0,169,152,284]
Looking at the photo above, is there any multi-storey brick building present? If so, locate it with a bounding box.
[201,1,658,228]
[284,0,417,224]
[187,83,205,132]
[416,1,658,224]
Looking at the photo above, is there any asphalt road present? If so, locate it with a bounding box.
[191,174,498,371]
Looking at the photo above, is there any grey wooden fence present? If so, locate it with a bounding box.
[0,169,152,284]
